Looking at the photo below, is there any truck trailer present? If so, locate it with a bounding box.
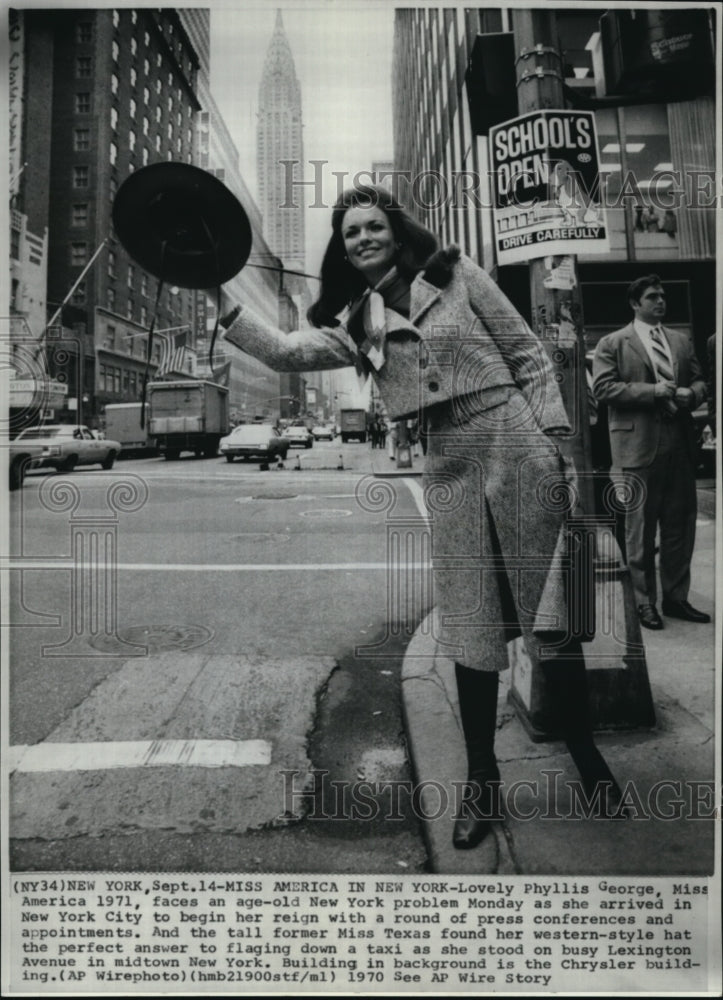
[148,380,229,459]
[339,408,368,443]
[104,402,156,455]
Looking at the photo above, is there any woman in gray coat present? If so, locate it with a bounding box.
[220,185,624,848]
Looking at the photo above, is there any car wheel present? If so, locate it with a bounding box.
[164,449,180,461]
[101,450,117,470]
[225,454,234,463]
[60,454,78,472]
[305,440,313,448]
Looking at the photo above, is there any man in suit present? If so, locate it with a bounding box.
[592,275,710,630]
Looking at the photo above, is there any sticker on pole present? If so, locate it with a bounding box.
[490,110,610,266]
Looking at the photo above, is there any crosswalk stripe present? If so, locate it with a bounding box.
[9,739,272,774]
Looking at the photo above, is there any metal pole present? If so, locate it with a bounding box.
[512,10,594,515]
[44,238,108,335]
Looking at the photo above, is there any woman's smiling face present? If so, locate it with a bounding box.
[341,205,397,286]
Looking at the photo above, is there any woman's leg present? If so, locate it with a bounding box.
[540,645,625,814]
[453,663,502,849]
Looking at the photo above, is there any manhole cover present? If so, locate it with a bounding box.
[299,509,352,518]
[90,624,214,653]
[251,491,298,500]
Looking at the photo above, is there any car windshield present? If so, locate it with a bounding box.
[17,427,65,439]
[229,426,273,441]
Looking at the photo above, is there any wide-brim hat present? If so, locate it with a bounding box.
[112,162,252,288]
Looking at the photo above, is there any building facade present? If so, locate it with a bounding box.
[392,8,716,359]
[15,8,206,427]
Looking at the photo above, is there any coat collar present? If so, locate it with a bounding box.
[410,246,461,325]
[624,321,679,379]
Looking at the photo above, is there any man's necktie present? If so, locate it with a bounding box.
[650,325,678,414]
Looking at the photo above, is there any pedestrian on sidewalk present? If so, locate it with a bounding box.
[592,275,710,631]
[218,183,625,848]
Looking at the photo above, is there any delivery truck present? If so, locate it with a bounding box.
[148,380,229,460]
[340,408,368,443]
[104,402,156,455]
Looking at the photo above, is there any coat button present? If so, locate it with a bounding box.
[428,380,439,392]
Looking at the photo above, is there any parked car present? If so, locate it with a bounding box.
[8,439,44,490]
[285,424,314,448]
[219,423,289,463]
[311,424,335,441]
[12,424,122,472]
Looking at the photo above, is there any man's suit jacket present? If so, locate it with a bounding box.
[592,322,706,469]
[223,247,570,431]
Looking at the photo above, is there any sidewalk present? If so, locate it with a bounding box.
[400,499,717,876]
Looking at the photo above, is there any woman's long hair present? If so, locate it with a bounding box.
[307,184,438,328]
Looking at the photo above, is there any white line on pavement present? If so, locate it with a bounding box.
[8,739,272,774]
[1,561,407,571]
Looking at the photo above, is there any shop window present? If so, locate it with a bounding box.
[624,105,679,261]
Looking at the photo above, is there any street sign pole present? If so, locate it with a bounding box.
[511,9,593,512]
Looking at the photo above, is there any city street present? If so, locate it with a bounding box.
[7,438,430,873]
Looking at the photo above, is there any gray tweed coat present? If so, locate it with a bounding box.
[223,248,573,670]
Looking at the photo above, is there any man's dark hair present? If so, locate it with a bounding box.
[628,273,663,307]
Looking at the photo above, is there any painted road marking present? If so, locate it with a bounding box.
[2,560,419,570]
[8,739,272,774]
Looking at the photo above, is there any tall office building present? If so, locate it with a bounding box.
[16,8,203,425]
[256,10,305,276]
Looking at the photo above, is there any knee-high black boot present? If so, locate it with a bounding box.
[453,664,502,849]
[541,648,625,814]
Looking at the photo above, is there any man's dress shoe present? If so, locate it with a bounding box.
[662,599,711,623]
[638,604,663,630]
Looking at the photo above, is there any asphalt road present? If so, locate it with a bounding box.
[7,439,430,873]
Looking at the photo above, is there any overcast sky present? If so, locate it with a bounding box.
[209,2,395,276]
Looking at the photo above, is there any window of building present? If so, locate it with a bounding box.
[110,106,118,130]
[143,86,150,106]
[123,370,131,393]
[112,40,119,62]
[71,203,88,226]
[144,31,150,46]
[109,176,117,202]
[131,37,137,55]
[167,72,173,87]
[142,115,149,136]
[75,93,91,113]
[110,141,117,165]
[111,73,118,95]
[128,162,135,173]
[73,165,89,188]
[177,110,182,127]
[127,299,134,321]
[112,9,119,28]
[129,129,136,151]
[156,52,162,68]
[130,67,137,87]
[74,127,90,150]
[107,250,116,277]
[140,306,147,327]
[177,137,182,154]
[107,288,116,311]
[72,282,86,306]
[156,79,162,95]
[76,56,92,77]
[141,274,148,296]
[131,10,137,24]
[144,58,149,76]
[155,106,162,124]
[10,226,19,260]
[70,242,87,266]
[167,123,173,140]
[76,22,92,43]
[130,98,136,119]
[155,134,161,152]
[127,264,135,288]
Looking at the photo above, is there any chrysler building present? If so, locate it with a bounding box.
[257,10,305,276]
